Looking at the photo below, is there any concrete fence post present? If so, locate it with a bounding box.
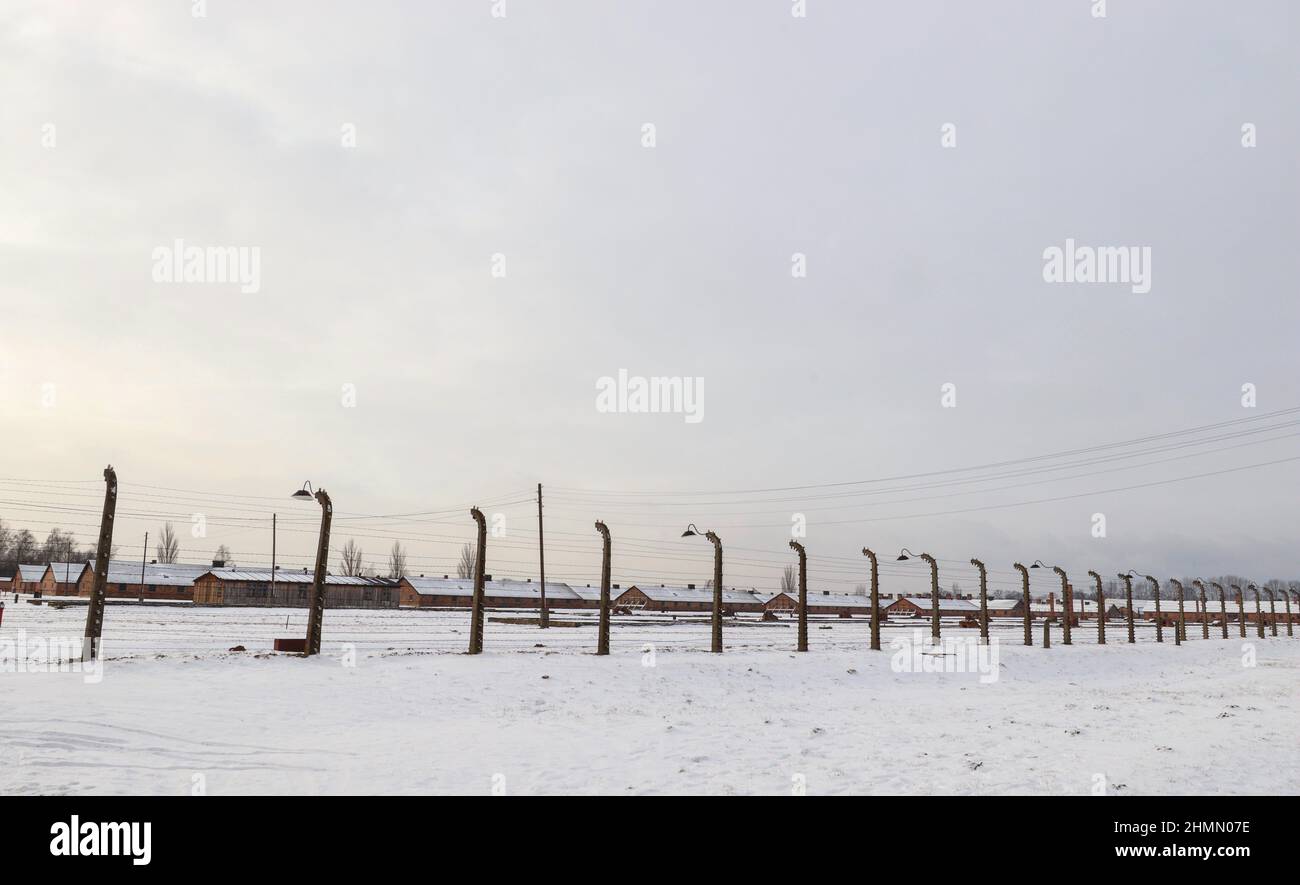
[1169,579,1185,645]
[1015,563,1032,647]
[971,558,989,645]
[1265,589,1278,637]
[594,520,611,656]
[1193,580,1208,640]
[1054,568,1072,646]
[1088,571,1105,645]
[468,507,487,655]
[1043,618,1050,648]
[790,540,808,653]
[1146,576,1163,643]
[1119,572,1136,644]
[1250,585,1265,639]
[1233,586,1246,638]
[863,548,881,651]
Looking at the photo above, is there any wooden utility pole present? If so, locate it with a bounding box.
[304,488,333,656]
[1014,562,1032,646]
[595,520,611,656]
[537,483,548,629]
[1089,571,1105,645]
[790,540,808,652]
[137,531,148,604]
[82,465,118,662]
[270,513,277,605]
[862,548,880,651]
[971,558,989,645]
[469,507,487,654]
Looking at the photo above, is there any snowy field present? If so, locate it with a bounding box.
[2,598,1298,795]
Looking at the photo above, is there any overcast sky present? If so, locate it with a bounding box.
[2,1,1297,595]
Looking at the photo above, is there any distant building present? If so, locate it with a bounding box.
[12,564,48,595]
[884,596,980,619]
[398,575,582,609]
[195,568,398,608]
[75,560,212,601]
[41,562,90,596]
[614,584,768,614]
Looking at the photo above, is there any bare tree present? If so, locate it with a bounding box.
[780,565,797,594]
[339,539,365,577]
[11,529,38,566]
[853,583,868,596]
[155,522,180,564]
[388,541,408,579]
[213,544,232,564]
[41,528,80,563]
[457,542,476,580]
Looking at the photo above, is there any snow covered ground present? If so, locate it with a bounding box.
[2,598,1298,795]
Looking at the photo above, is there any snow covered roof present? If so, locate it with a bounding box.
[47,562,89,581]
[887,596,979,611]
[93,560,213,586]
[15,563,47,582]
[810,594,875,608]
[570,583,620,602]
[201,568,397,587]
[401,576,581,601]
[624,584,769,605]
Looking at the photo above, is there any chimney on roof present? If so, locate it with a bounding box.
[687,583,695,590]
[823,590,830,596]
[483,574,492,582]
[150,559,157,565]
[444,574,449,579]
[212,559,225,568]
[613,584,620,590]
